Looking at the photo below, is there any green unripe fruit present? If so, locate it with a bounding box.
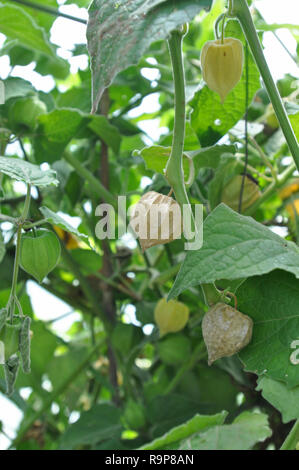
[221,175,261,212]
[123,399,147,430]
[265,103,279,129]
[8,95,47,131]
[157,333,191,366]
[154,298,189,337]
[20,229,61,283]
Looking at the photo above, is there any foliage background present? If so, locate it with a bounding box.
[0,0,298,450]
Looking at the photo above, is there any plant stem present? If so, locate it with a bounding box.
[12,339,104,449]
[0,214,17,224]
[280,419,299,450]
[8,0,87,24]
[8,185,31,318]
[64,151,116,208]
[231,0,299,171]
[165,30,198,248]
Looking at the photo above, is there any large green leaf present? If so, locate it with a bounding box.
[257,377,299,423]
[88,115,121,154]
[87,0,212,112]
[289,112,299,141]
[139,411,227,450]
[136,144,236,176]
[0,4,55,57]
[0,157,58,187]
[179,412,271,450]
[0,77,34,102]
[59,404,122,449]
[169,204,299,299]
[238,270,299,388]
[34,109,89,162]
[190,20,261,146]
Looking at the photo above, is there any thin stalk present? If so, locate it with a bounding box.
[0,214,17,224]
[165,30,197,249]
[8,185,31,318]
[8,0,87,24]
[231,0,299,171]
[64,152,116,208]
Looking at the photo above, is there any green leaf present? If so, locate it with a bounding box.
[137,144,237,178]
[59,404,122,449]
[34,109,89,163]
[179,412,271,450]
[186,144,237,170]
[88,115,121,154]
[0,4,55,57]
[0,77,34,102]
[39,206,90,247]
[238,270,299,387]
[190,20,260,146]
[139,411,227,450]
[257,376,299,423]
[169,204,299,299]
[289,112,299,141]
[87,0,213,112]
[0,157,58,187]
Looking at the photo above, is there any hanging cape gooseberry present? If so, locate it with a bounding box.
[221,175,261,212]
[20,229,61,283]
[130,191,182,252]
[154,298,189,336]
[201,37,244,103]
[202,302,253,366]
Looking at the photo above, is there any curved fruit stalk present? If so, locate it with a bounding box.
[20,229,61,283]
[130,191,182,252]
[201,37,244,103]
[221,174,261,212]
[154,298,189,336]
[202,302,253,365]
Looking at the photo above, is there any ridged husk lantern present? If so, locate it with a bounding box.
[221,175,261,212]
[202,303,253,366]
[201,37,244,103]
[130,191,182,252]
[20,229,61,283]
